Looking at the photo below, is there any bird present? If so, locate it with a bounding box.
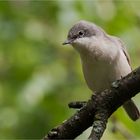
[63,20,140,121]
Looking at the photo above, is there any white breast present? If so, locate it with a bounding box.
[73,35,131,92]
[80,48,131,92]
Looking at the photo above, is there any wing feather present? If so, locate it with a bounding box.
[117,38,131,66]
[108,35,131,69]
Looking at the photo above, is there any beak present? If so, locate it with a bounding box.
[62,39,73,45]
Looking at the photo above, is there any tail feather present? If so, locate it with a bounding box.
[123,100,140,121]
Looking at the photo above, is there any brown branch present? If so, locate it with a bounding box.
[43,66,140,140]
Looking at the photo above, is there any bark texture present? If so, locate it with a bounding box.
[43,66,140,140]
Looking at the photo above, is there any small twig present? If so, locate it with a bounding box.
[68,101,87,109]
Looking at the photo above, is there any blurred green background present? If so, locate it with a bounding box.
[0,0,140,139]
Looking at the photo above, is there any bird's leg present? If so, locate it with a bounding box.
[68,101,87,109]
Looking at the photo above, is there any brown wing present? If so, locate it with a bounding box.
[116,37,131,67]
[108,35,131,69]
[122,47,131,66]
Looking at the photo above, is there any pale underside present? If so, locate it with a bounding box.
[73,35,131,92]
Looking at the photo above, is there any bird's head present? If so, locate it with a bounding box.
[63,20,105,52]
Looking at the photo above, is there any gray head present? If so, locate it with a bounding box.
[63,20,105,47]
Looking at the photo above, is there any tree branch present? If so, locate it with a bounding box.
[43,66,140,140]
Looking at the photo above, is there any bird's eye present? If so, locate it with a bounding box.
[78,30,84,37]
